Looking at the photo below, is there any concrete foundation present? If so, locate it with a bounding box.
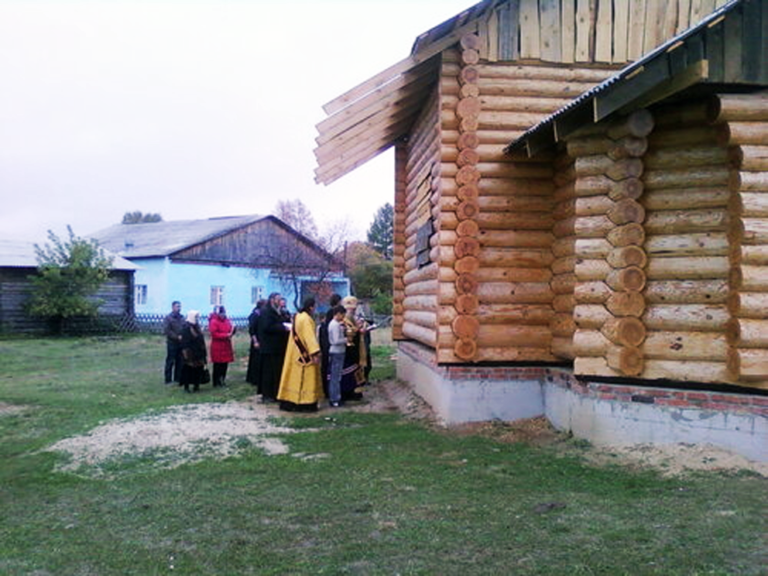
[397,341,768,463]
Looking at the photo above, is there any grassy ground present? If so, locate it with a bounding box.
[0,334,766,575]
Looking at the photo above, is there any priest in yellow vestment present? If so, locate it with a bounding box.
[277,297,322,412]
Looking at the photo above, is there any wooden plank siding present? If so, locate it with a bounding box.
[0,268,134,334]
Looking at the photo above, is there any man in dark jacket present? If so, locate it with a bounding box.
[256,292,289,402]
[163,300,185,384]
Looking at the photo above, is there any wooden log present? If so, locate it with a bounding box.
[551,273,576,295]
[573,329,609,356]
[644,146,735,170]
[550,314,577,337]
[738,145,768,171]
[455,273,478,296]
[736,265,768,292]
[729,349,768,381]
[440,281,555,305]
[606,266,646,292]
[644,331,729,361]
[739,193,768,217]
[575,281,613,304]
[642,188,730,211]
[457,131,480,150]
[607,246,648,268]
[402,295,438,311]
[439,324,552,349]
[719,122,768,146]
[477,248,554,268]
[478,230,554,248]
[607,199,645,225]
[441,303,553,326]
[574,357,620,377]
[575,175,643,199]
[456,219,480,237]
[454,256,480,274]
[451,315,480,339]
[642,360,732,383]
[551,336,575,360]
[608,136,649,160]
[708,93,768,123]
[607,223,645,247]
[644,209,729,234]
[473,268,553,283]
[606,291,646,317]
[552,236,576,258]
[742,219,768,244]
[404,279,439,297]
[455,165,481,186]
[644,166,731,190]
[574,259,611,281]
[455,294,479,315]
[456,148,480,167]
[574,196,614,217]
[574,215,614,237]
[575,156,643,180]
[456,199,480,220]
[402,321,437,348]
[648,122,719,144]
[733,172,768,192]
[601,317,646,347]
[403,310,438,329]
[552,256,577,275]
[573,304,613,329]
[728,319,768,348]
[553,294,576,313]
[606,345,644,376]
[454,338,477,361]
[454,237,481,259]
[607,109,654,139]
[403,262,438,285]
[741,245,768,265]
[642,304,730,331]
[645,256,730,280]
[644,233,729,257]
[645,279,729,304]
[574,238,612,257]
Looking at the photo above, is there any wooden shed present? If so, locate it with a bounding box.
[316,0,753,371]
[505,0,768,389]
[0,239,138,334]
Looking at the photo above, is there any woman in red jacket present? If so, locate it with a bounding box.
[209,305,235,387]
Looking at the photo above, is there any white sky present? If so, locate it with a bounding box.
[0,0,472,243]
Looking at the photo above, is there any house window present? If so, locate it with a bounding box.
[135,284,148,305]
[251,286,264,305]
[210,286,225,306]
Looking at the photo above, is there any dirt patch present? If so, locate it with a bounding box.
[41,380,767,479]
[0,402,26,417]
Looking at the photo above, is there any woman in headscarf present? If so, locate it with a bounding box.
[246,299,266,386]
[277,297,322,412]
[209,305,235,387]
[180,310,207,393]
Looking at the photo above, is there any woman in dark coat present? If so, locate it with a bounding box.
[209,305,235,387]
[246,299,266,386]
[180,310,208,393]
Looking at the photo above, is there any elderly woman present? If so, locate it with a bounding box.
[180,310,208,393]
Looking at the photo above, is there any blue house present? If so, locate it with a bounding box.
[90,215,349,318]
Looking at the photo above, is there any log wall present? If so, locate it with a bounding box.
[435,44,616,363]
[399,83,442,349]
[560,92,768,390]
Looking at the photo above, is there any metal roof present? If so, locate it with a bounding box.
[504,0,747,156]
[88,215,266,258]
[0,239,139,270]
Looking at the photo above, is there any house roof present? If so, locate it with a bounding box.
[89,215,266,258]
[314,1,495,186]
[505,0,764,156]
[0,239,139,270]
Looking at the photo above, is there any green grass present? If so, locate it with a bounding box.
[1,335,766,575]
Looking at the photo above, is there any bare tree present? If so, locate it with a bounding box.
[273,199,319,241]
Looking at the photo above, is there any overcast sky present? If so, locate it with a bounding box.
[0,0,471,244]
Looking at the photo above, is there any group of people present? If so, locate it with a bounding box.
[162,292,373,410]
[163,301,236,393]
[247,292,372,412]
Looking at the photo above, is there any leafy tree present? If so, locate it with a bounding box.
[122,211,163,224]
[367,203,394,260]
[273,199,319,241]
[345,242,392,315]
[26,226,114,334]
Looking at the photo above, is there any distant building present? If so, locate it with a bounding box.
[0,239,138,334]
[89,215,349,317]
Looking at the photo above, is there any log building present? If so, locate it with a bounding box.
[315,0,768,455]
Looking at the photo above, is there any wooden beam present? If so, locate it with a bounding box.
[593,56,671,121]
[322,17,482,116]
[539,0,561,62]
[615,60,710,117]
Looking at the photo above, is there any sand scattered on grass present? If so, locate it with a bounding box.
[21,380,767,479]
[47,402,298,477]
